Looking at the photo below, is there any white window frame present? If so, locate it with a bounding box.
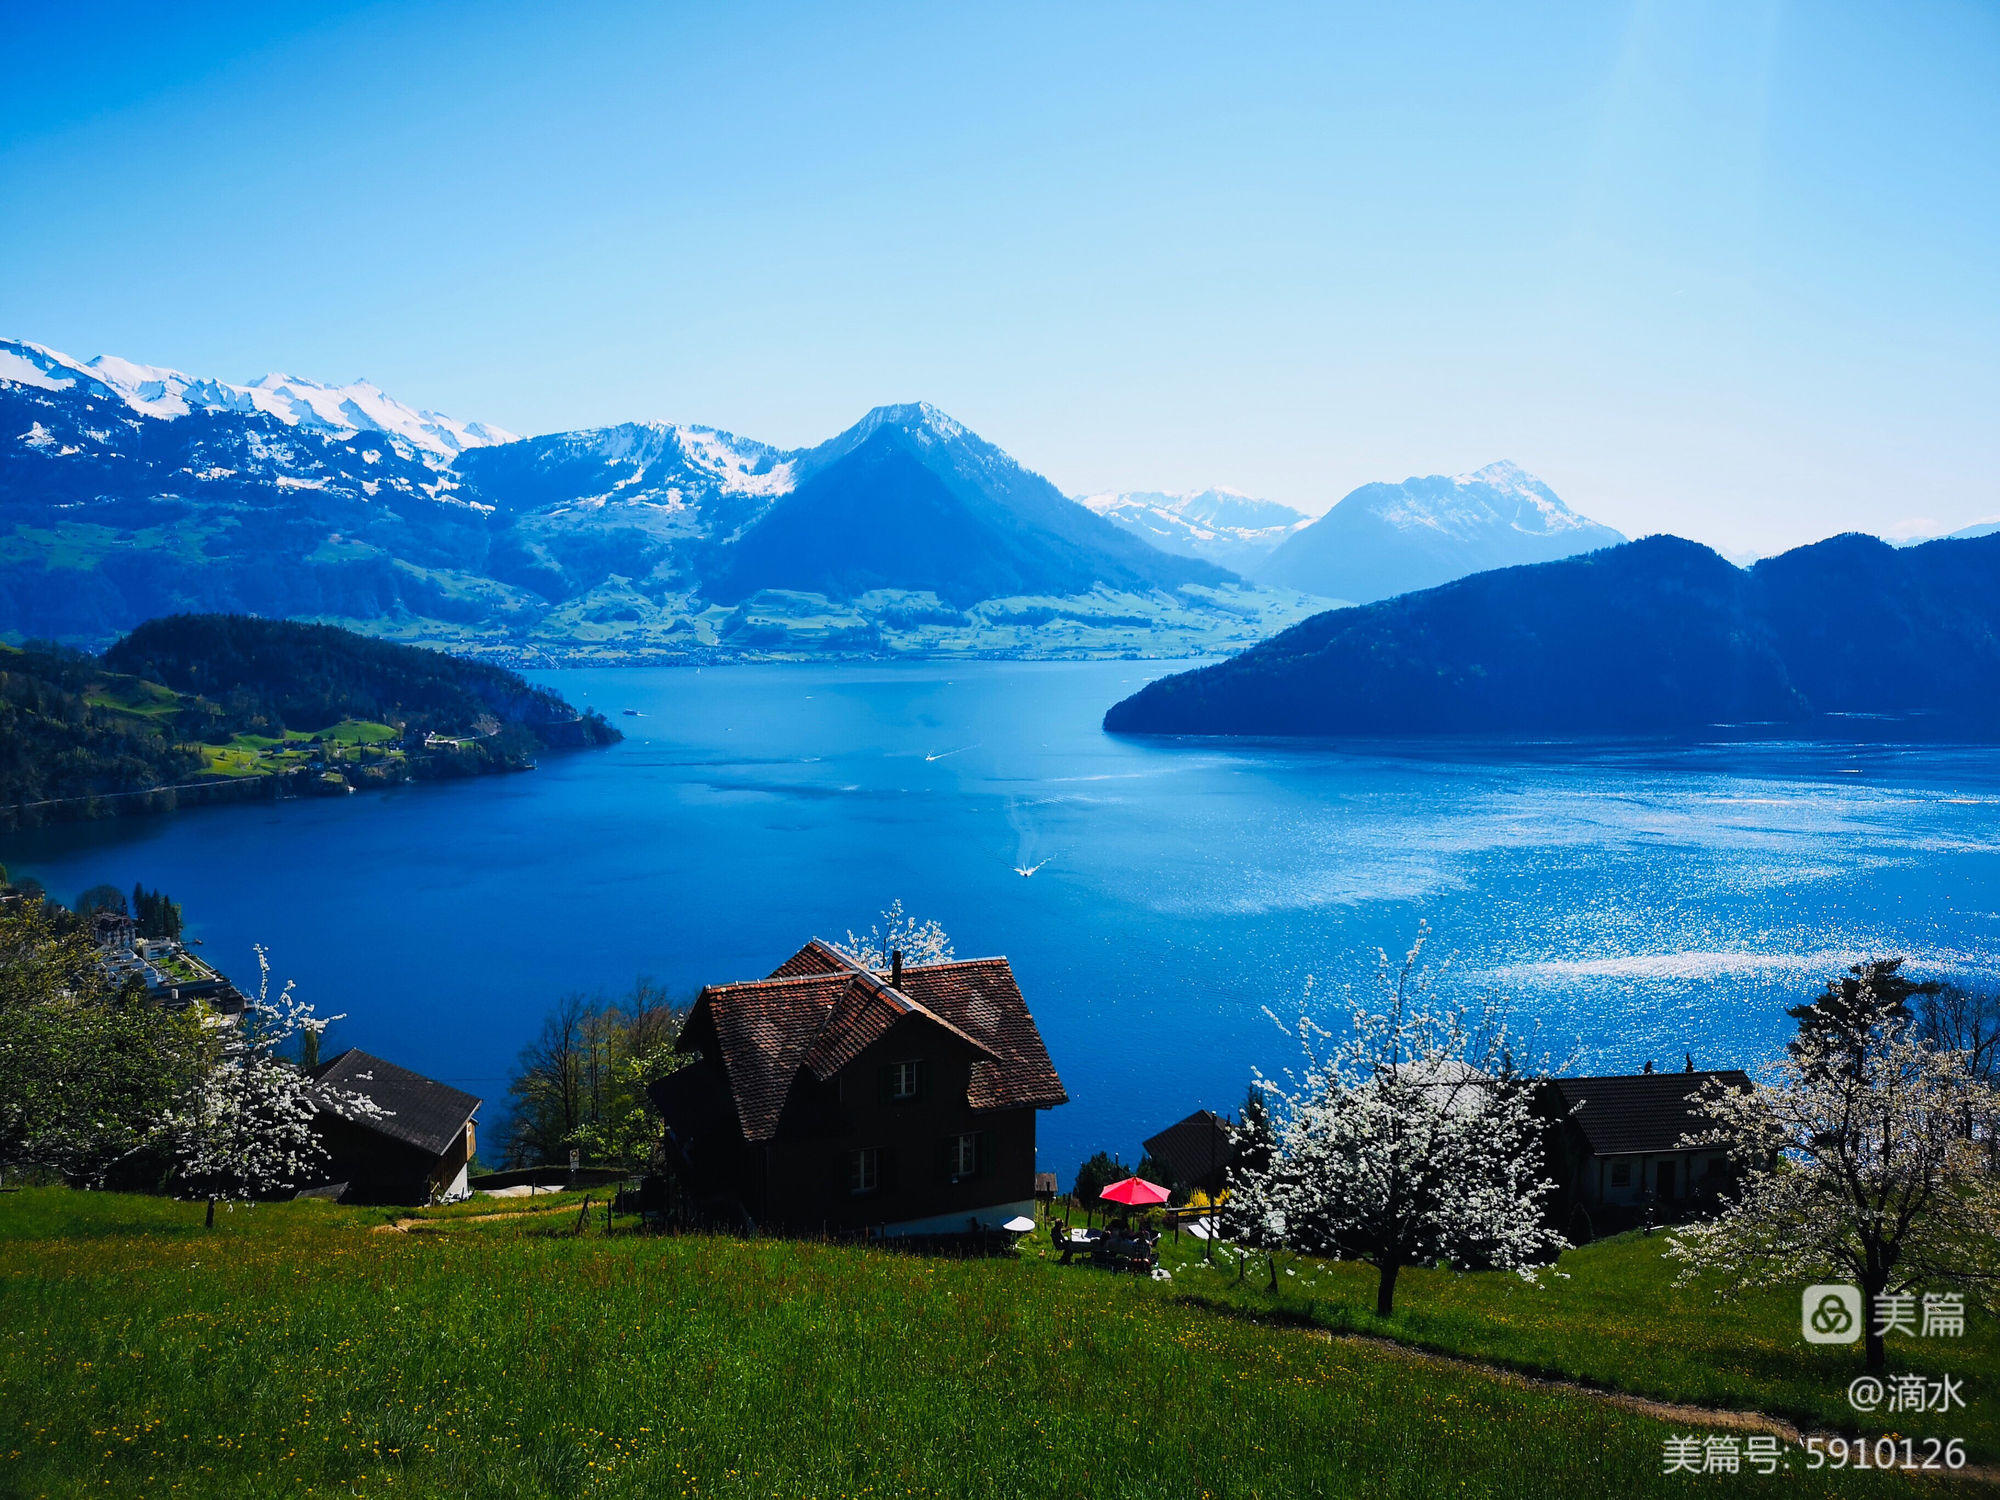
[850,1146,880,1195]
[889,1060,921,1102]
[951,1132,979,1180]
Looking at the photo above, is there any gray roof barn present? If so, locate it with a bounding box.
[1542,1069,1753,1156]
[313,1049,479,1155]
[1142,1108,1236,1195]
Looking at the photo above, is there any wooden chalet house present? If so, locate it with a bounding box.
[649,939,1067,1236]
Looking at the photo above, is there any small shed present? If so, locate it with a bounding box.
[308,1049,481,1206]
[1142,1109,1237,1198]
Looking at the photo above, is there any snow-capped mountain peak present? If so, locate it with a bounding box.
[0,338,515,462]
[1257,460,1627,603]
[82,354,202,417]
[233,370,517,459]
[1448,460,1593,536]
[0,340,123,400]
[1078,486,1309,571]
[861,401,968,443]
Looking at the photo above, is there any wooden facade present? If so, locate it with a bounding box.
[307,1049,481,1207]
[1535,1068,1751,1235]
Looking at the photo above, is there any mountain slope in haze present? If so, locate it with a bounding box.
[1079,488,1308,571]
[452,420,795,604]
[1105,532,2000,738]
[713,406,1231,606]
[1256,461,1625,603]
[1898,518,2000,546]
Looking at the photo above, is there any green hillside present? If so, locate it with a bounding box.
[0,1190,1981,1499]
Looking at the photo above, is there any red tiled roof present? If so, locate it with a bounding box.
[685,943,1067,1142]
[699,972,849,1142]
[896,959,1067,1113]
[800,983,906,1080]
[768,939,854,979]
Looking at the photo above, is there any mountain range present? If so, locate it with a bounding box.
[1078,488,1310,572]
[1104,531,2000,737]
[2,337,1629,661]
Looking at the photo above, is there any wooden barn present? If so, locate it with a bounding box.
[308,1049,481,1206]
[1142,1109,1237,1199]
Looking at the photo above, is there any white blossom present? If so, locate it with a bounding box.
[836,900,954,973]
[1230,925,1566,1314]
[162,947,388,1209]
[1667,990,2000,1367]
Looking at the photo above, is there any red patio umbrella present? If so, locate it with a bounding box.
[1099,1176,1171,1208]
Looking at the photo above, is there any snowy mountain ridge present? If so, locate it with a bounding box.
[1078,487,1309,571]
[0,338,515,462]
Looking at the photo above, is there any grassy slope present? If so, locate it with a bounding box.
[195,724,403,779]
[0,1192,1973,1500]
[1141,1229,1999,1461]
[62,656,401,785]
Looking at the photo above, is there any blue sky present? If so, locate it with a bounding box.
[4,1,1996,553]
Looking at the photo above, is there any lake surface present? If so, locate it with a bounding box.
[8,660,2000,1181]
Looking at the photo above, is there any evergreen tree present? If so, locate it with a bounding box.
[1071,1150,1123,1207]
[1787,958,1937,1078]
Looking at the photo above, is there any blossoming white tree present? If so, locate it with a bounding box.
[838,900,953,973]
[1235,929,1565,1315]
[163,948,386,1226]
[1668,964,2000,1371]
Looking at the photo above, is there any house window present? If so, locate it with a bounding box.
[1609,1160,1631,1187]
[951,1132,979,1180]
[850,1147,881,1195]
[887,1060,922,1102]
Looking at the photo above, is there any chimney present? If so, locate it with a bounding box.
[891,949,903,989]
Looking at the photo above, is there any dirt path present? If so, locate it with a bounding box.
[369,1204,581,1235]
[1317,1329,1999,1485]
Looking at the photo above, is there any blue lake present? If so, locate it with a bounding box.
[7,659,2000,1180]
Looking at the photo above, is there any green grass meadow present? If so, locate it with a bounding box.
[0,1190,1989,1500]
[1139,1226,2000,1460]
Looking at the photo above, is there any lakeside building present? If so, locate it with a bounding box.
[650,938,1067,1237]
[1142,1109,1237,1200]
[92,912,244,1015]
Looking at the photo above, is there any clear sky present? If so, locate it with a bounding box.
[4,1,1996,554]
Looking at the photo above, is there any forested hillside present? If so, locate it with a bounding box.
[0,643,203,806]
[1106,532,2000,738]
[0,616,617,821]
[103,615,616,743]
